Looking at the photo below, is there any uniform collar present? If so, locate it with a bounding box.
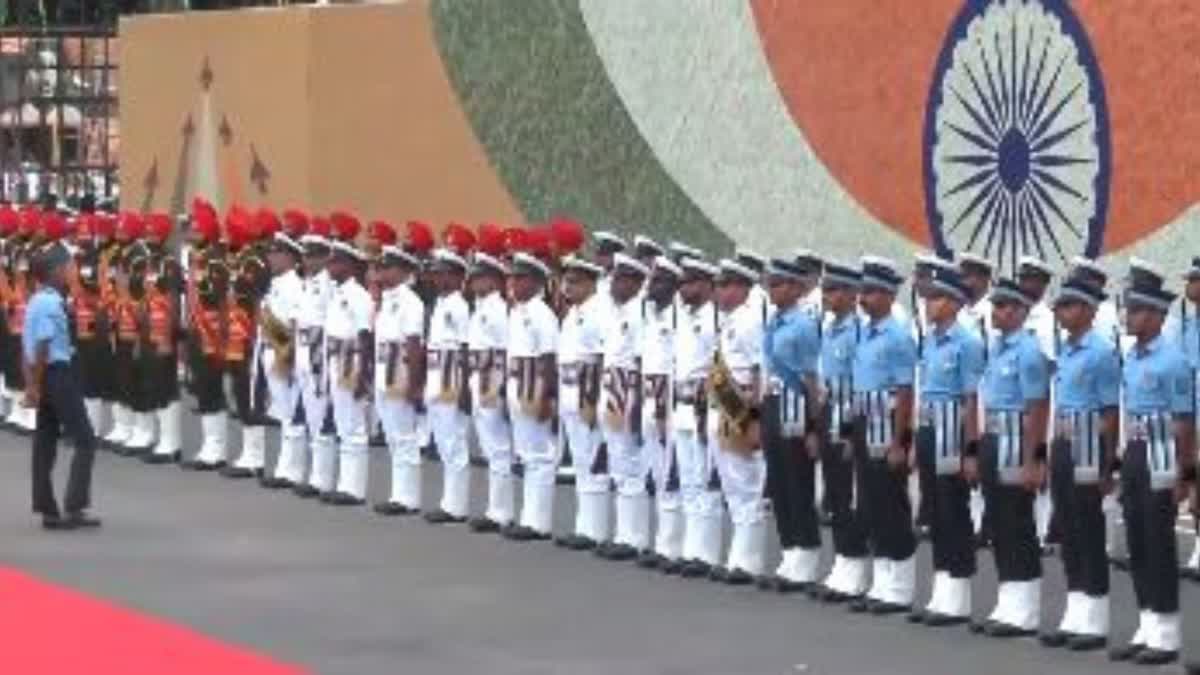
[1134,334,1164,358]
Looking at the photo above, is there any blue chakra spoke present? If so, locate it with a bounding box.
[942,165,997,199]
[945,121,997,153]
[1021,37,1053,131]
[1032,167,1086,202]
[1021,189,1049,260]
[1029,81,1083,145]
[1016,190,1031,264]
[1031,118,1088,154]
[993,32,1011,128]
[1016,21,1036,133]
[965,65,1003,137]
[1026,52,1068,140]
[1010,23,1019,133]
[1031,153,1094,168]
[1026,186,1068,261]
[985,190,1008,259]
[1029,178,1083,238]
[950,86,1000,143]
[947,177,999,235]
[966,181,1004,250]
[979,42,1008,132]
[944,152,996,167]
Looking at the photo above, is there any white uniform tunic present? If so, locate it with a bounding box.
[374,284,425,456]
[559,292,610,494]
[642,300,677,504]
[601,296,646,497]
[506,296,560,486]
[259,268,304,423]
[468,290,512,473]
[324,276,375,499]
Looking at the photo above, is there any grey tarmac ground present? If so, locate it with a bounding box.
[2,413,1199,675]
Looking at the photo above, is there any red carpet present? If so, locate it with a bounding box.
[0,568,309,674]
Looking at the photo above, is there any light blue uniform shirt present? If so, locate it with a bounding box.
[24,285,74,365]
[982,329,1050,411]
[763,304,820,392]
[919,321,985,402]
[820,312,859,383]
[1055,328,1121,413]
[852,315,916,394]
[1168,305,1200,369]
[1122,335,1193,416]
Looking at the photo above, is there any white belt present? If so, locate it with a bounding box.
[1127,412,1177,490]
[855,390,894,458]
[1055,410,1104,483]
[985,409,1025,482]
[920,398,963,475]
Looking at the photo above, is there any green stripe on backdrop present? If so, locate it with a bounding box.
[430,0,732,256]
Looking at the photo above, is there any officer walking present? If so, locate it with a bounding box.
[27,243,101,530]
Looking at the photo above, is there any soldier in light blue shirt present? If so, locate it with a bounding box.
[1109,273,1196,666]
[844,256,917,614]
[759,258,823,592]
[974,277,1050,639]
[810,261,870,602]
[1040,276,1120,652]
[1173,257,1200,581]
[909,265,984,628]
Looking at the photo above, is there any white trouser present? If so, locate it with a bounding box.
[707,413,766,527]
[473,383,513,523]
[377,393,420,507]
[151,400,182,456]
[426,398,469,516]
[274,424,308,483]
[675,428,722,518]
[606,427,649,497]
[562,411,607,494]
[646,412,682,559]
[332,380,369,499]
[263,348,302,425]
[511,406,557,533]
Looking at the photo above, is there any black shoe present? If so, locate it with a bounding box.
[259,476,294,489]
[64,512,102,529]
[181,459,224,471]
[41,514,76,531]
[984,622,1035,639]
[555,533,596,550]
[1039,630,1074,648]
[813,587,853,604]
[707,566,729,583]
[636,550,664,569]
[1108,643,1143,662]
[293,484,320,499]
[679,560,711,578]
[469,516,502,533]
[592,541,615,558]
[141,450,180,465]
[375,502,418,516]
[848,597,873,613]
[968,619,994,634]
[220,466,256,479]
[869,600,909,616]
[922,612,969,627]
[1133,648,1178,666]
[907,609,928,624]
[724,568,754,586]
[605,543,638,562]
[424,509,467,525]
[319,491,338,503]
[327,492,365,506]
[660,559,684,576]
[503,525,550,542]
[1183,660,1200,675]
[1065,634,1106,652]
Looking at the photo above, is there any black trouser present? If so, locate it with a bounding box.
[1121,440,1178,614]
[853,420,916,561]
[980,435,1041,582]
[762,395,820,550]
[187,341,225,414]
[32,363,97,517]
[113,340,135,407]
[75,336,111,399]
[916,427,975,577]
[1050,440,1108,596]
[821,436,868,558]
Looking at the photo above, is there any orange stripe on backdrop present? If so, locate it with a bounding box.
[0,567,309,674]
[1073,1,1200,252]
[750,0,962,247]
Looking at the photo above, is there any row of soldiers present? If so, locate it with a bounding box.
[2,200,1199,669]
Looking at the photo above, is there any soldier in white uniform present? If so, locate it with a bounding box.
[638,257,682,569]
[257,228,307,490]
[633,236,663,269]
[595,253,649,561]
[321,229,376,506]
[707,258,768,585]
[667,241,703,264]
[291,223,337,500]
[421,249,472,524]
[674,258,722,578]
[371,245,426,516]
[501,253,561,541]
[552,255,610,550]
[735,248,769,320]
[465,252,514,533]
